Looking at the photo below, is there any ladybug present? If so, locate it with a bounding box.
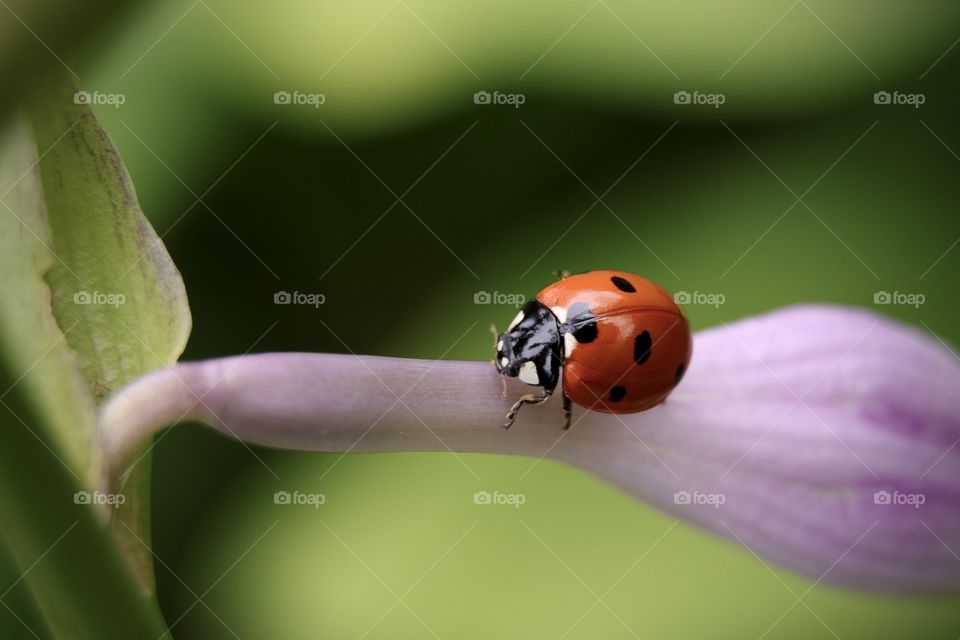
[494,270,691,429]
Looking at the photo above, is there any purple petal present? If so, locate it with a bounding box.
[100,304,960,594]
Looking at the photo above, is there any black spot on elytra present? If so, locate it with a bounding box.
[566,302,597,343]
[609,385,627,402]
[610,276,636,292]
[674,363,686,386]
[633,331,652,364]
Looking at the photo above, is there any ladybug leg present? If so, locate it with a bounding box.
[551,268,571,280]
[503,389,552,429]
[561,391,572,429]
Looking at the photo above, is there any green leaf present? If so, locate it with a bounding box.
[0,80,190,638]
[29,83,191,399]
[0,115,100,486]
[0,357,169,640]
[30,81,192,591]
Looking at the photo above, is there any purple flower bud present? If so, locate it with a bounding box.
[100,305,960,594]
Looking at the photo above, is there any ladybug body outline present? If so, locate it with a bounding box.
[495,270,692,429]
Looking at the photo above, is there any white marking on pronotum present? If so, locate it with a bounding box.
[507,310,524,331]
[500,357,509,368]
[518,361,539,385]
[564,333,576,358]
[497,340,504,351]
[551,306,567,323]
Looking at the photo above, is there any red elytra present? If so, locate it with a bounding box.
[494,270,692,428]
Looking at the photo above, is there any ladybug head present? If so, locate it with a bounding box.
[494,300,562,392]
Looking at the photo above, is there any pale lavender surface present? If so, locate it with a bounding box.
[101,305,960,594]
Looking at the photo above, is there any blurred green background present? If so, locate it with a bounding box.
[2,0,960,637]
